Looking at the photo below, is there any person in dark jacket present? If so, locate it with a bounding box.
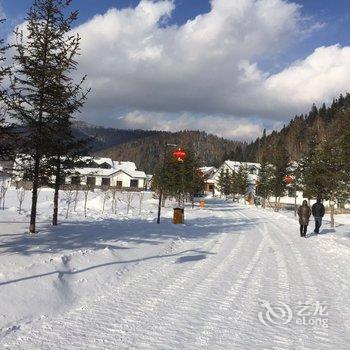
[298,200,311,237]
[312,198,325,234]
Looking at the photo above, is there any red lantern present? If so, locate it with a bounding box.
[284,175,294,184]
[172,148,187,163]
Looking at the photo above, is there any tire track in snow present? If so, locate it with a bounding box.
[137,230,248,349]
[3,212,242,349]
[192,231,267,349]
[268,213,331,349]
[253,208,332,350]
[229,211,295,350]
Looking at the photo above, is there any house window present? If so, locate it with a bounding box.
[209,185,214,191]
[250,168,256,175]
[116,181,123,188]
[130,179,139,188]
[71,176,81,186]
[87,177,96,187]
[101,178,111,187]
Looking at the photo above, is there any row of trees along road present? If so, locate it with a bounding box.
[256,113,350,226]
[152,148,204,208]
[0,0,90,233]
[215,166,249,200]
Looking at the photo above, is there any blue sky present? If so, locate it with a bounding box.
[1,0,350,140]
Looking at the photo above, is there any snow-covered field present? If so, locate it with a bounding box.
[0,188,349,349]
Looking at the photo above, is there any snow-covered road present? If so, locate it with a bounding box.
[1,199,350,349]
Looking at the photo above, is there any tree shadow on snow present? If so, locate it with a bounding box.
[175,254,207,263]
[0,207,259,257]
[0,248,214,287]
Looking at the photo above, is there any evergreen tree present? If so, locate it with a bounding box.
[183,149,204,205]
[37,0,90,226]
[256,159,273,208]
[152,147,203,205]
[332,106,350,198]
[216,168,231,199]
[299,135,344,227]
[256,128,273,207]
[0,19,13,159]
[235,166,249,199]
[1,0,86,233]
[270,142,289,210]
[229,170,237,199]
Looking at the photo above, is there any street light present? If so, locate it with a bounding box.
[157,143,178,224]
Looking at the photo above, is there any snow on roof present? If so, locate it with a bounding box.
[112,161,137,172]
[73,168,115,177]
[81,156,114,167]
[74,158,147,179]
[224,161,261,170]
[199,166,217,174]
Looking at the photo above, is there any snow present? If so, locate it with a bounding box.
[0,189,349,349]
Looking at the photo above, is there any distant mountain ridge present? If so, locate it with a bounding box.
[74,92,350,173]
[234,93,350,163]
[73,121,161,152]
[73,121,246,173]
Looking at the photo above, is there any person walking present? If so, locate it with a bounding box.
[298,200,311,238]
[312,198,325,234]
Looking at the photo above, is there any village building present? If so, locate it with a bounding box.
[66,157,147,189]
[197,166,217,194]
[10,156,147,190]
[212,160,261,196]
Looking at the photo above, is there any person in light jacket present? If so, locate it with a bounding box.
[298,200,311,238]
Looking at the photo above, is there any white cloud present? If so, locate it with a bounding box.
[74,0,308,119]
[265,45,350,109]
[6,0,350,140]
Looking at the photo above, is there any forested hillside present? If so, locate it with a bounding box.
[94,130,245,174]
[73,121,161,152]
[74,93,350,173]
[232,93,350,162]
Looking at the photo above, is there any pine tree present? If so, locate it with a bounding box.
[270,142,289,211]
[256,129,273,207]
[256,159,273,208]
[0,19,13,159]
[152,147,203,206]
[1,0,86,233]
[182,149,204,204]
[235,166,249,200]
[216,168,231,199]
[37,1,90,226]
[229,170,237,200]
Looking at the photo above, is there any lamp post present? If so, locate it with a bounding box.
[157,143,178,224]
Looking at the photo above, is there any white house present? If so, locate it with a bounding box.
[198,166,217,194]
[212,160,261,196]
[67,157,147,189]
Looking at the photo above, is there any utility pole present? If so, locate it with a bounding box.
[157,143,177,224]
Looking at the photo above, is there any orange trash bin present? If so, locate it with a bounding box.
[173,208,185,224]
